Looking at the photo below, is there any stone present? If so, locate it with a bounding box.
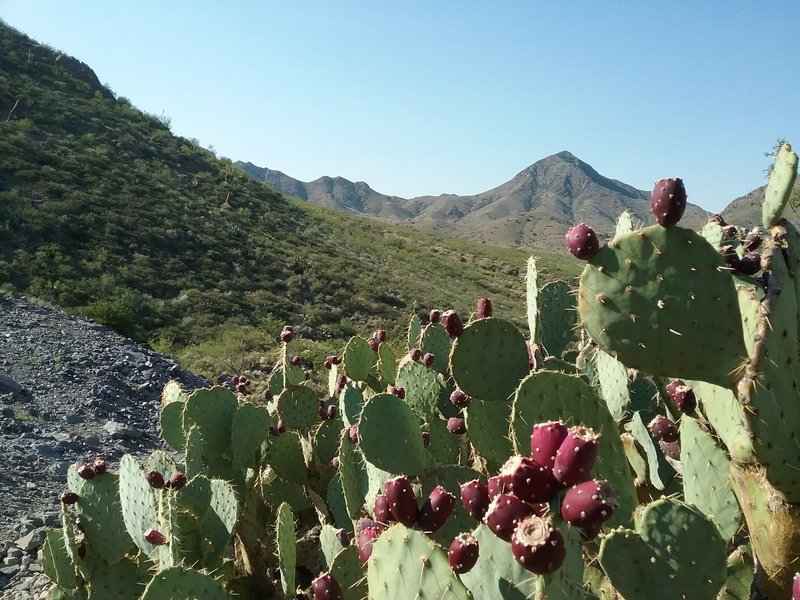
[102,421,142,440]
[15,528,46,553]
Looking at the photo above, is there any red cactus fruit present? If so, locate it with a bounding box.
[476,297,493,319]
[718,245,740,269]
[375,329,388,343]
[484,493,535,542]
[144,528,167,545]
[737,251,761,276]
[334,374,347,396]
[709,214,727,226]
[326,404,338,420]
[659,439,681,461]
[565,223,600,260]
[290,355,302,366]
[92,457,107,475]
[60,490,79,505]
[235,382,248,394]
[388,385,406,399]
[357,526,382,564]
[76,462,95,480]
[335,528,350,547]
[167,472,187,491]
[511,516,566,574]
[723,225,739,240]
[743,232,762,251]
[367,338,379,352]
[460,479,491,520]
[384,475,419,526]
[422,352,435,367]
[262,388,273,401]
[448,532,480,574]
[312,572,343,600]
[442,310,464,338]
[792,572,800,599]
[373,494,394,527]
[409,348,423,361]
[552,426,600,487]
[447,417,466,435]
[323,359,332,370]
[429,309,441,324]
[651,178,687,227]
[280,326,293,343]
[666,380,697,413]
[648,414,678,443]
[331,355,341,365]
[560,479,618,528]
[348,424,359,444]
[530,420,569,471]
[145,470,165,489]
[329,457,340,469]
[422,431,431,448]
[450,388,471,409]
[418,486,456,533]
[498,455,559,504]
[487,474,512,499]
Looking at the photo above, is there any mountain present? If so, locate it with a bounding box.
[721,179,800,229]
[0,21,577,376]
[237,151,710,251]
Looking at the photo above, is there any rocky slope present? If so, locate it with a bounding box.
[0,295,207,599]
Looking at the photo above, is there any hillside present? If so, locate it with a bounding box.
[721,179,800,228]
[238,151,710,251]
[0,21,578,376]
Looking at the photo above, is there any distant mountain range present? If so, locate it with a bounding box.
[237,152,716,251]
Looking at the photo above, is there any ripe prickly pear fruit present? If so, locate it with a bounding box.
[448,532,480,574]
[429,309,441,324]
[348,424,359,444]
[290,355,302,366]
[326,404,338,420]
[60,491,79,505]
[530,420,569,471]
[737,251,761,275]
[442,310,464,338]
[449,387,471,409]
[659,439,681,461]
[487,474,512,499]
[421,352,435,367]
[388,385,406,399]
[565,223,600,260]
[718,245,740,269]
[476,297,492,319]
[144,528,167,545]
[418,486,456,533]
[651,178,687,227]
[76,462,95,480]
[334,374,347,396]
[373,494,394,527]
[312,572,344,600]
[498,455,559,504]
[447,417,466,435]
[375,329,388,343]
[723,224,739,240]
[409,348,422,361]
[262,388,273,401]
[792,572,800,599]
[167,472,187,491]
[235,382,248,394]
[511,516,566,574]
[280,326,293,343]
[329,457,340,470]
[145,470,165,489]
[648,414,678,443]
[484,493,535,542]
[743,232,762,251]
[92,457,107,475]
[335,528,350,547]
[552,426,600,487]
[709,213,727,226]
[357,526,381,564]
[422,431,431,448]
[559,479,618,528]
[666,380,697,413]
[460,479,491,520]
[384,475,419,526]
[367,338,379,352]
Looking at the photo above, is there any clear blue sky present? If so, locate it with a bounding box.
[2,1,798,212]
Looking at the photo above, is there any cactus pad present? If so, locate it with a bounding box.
[41,530,77,589]
[464,397,514,470]
[538,280,576,358]
[343,336,374,382]
[419,323,451,374]
[183,387,236,459]
[762,142,798,228]
[139,566,228,600]
[358,393,427,475]
[230,402,271,470]
[377,342,397,384]
[395,360,446,422]
[277,385,318,430]
[276,502,296,597]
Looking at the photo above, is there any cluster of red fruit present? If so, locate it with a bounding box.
[230,373,251,395]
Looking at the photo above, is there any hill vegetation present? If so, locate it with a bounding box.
[0,21,579,376]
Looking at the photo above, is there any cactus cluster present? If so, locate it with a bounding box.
[39,142,799,599]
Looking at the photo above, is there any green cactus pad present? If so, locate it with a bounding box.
[377,342,397,385]
[591,347,631,422]
[261,468,311,510]
[330,545,367,600]
[408,313,423,349]
[630,411,675,491]
[78,556,141,600]
[183,386,236,459]
[718,545,754,600]
[183,425,207,479]
[268,365,286,396]
[319,523,343,570]
[268,429,308,485]
[337,431,364,520]
[539,280,576,358]
[178,476,238,554]
[230,402,271,470]
[615,210,635,237]
[160,400,186,453]
[358,393,427,475]
[511,371,637,527]
[367,523,470,600]
[343,336,374,382]
[45,586,87,600]
[117,455,159,558]
[42,529,77,589]
[338,383,363,428]
[620,432,648,486]
[459,522,541,599]
[526,256,542,344]
[464,396,514,470]
[276,502,297,597]
[700,220,724,248]
[598,498,727,600]
[326,474,352,533]
[362,459,394,515]
[541,524,585,600]
[450,318,530,402]
[277,385,319,430]
[419,323,451,374]
[424,417,462,465]
[578,225,747,388]
[140,566,228,600]
[281,344,306,387]
[146,451,180,483]
[313,418,343,466]
[418,464,480,546]
[394,360,446,422]
[161,380,188,405]
[763,142,798,228]
[680,416,742,541]
[327,362,340,398]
